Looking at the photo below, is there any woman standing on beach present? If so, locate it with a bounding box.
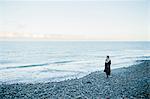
[104,56,111,78]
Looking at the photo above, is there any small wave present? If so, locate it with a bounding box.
[1,60,74,70]
[40,69,84,74]
[52,60,73,64]
[137,56,150,58]
[6,63,49,69]
[120,56,150,59]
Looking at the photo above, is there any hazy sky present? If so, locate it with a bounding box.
[0,0,149,40]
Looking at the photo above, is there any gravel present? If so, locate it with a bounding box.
[0,60,150,99]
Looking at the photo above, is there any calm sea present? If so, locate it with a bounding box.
[0,41,149,84]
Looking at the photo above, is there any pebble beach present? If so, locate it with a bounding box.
[0,60,149,99]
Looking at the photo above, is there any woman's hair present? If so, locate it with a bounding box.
[107,56,109,58]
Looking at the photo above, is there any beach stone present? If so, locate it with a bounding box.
[0,60,149,99]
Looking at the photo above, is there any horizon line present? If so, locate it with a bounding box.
[0,39,150,42]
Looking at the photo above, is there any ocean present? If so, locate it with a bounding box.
[0,41,149,84]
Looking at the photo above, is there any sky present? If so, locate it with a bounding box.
[0,0,149,41]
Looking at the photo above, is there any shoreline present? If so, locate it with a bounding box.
[0,60,149,98]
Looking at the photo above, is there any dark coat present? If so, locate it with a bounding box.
[104,60,111,75]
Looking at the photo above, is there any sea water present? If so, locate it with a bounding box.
[0,41,149,84]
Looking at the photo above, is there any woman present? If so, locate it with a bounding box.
[104,56,111,78]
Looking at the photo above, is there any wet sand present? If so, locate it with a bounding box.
[0,60,149,99]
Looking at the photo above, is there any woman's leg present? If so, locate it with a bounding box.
[106,73,109,78]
